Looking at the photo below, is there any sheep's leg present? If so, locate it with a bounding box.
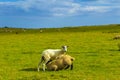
[38,61,42,72]
[42,63,46,71]
[43,59,50,71]
[38,62,41,72]
[38,56,44,72]
[37,64,40,72]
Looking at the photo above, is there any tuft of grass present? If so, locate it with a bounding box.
[118,43,120,51]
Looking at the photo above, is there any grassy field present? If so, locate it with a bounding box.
[0,25,120,80]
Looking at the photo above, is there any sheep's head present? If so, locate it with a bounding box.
[62,45,68,52]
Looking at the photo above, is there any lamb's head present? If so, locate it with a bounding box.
[61,45,68,52]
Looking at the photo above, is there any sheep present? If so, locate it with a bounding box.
[46,54,75,71]
[113,35,120,40]
[37,45,68,71]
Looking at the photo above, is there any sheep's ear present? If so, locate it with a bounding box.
[71,57,75,61]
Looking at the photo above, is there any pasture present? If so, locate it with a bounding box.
[0,25,120,80]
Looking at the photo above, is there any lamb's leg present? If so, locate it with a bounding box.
[65,65,70,70]
[70,63,73,70]
[46,59,52,65]
[53,65,58,71]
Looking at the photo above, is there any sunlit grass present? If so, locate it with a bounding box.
[0,28,120,80]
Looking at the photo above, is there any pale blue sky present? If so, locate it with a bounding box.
[0,0,120,28]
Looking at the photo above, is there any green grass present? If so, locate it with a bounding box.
[0,25,120,80]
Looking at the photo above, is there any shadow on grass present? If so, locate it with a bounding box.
[109,49,120,51]
[20,67,43,72]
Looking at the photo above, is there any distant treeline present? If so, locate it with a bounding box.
[0,24,120,34]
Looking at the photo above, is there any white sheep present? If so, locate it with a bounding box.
[37,45,68,71]
[46,54,75,71]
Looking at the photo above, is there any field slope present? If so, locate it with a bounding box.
[0,25,120,80]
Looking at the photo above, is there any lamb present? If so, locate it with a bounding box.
[38,45,68,71]
[46,54,75,71]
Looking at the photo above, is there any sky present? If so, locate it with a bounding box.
[0,0,120,28]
